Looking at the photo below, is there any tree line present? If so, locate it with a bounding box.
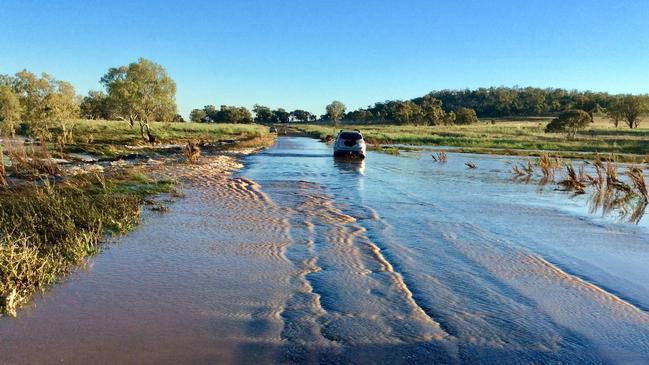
[188,105,317,124]
[340,87,649,128]
[340,96,479,125]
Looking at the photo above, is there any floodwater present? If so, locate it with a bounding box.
[2,137,649,364]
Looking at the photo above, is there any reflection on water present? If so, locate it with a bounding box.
[588,186,648,224]
[333,157,365,175]
[2,137,649,364]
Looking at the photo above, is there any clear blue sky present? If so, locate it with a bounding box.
[1,0,648,118]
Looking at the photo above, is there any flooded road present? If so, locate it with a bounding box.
[2,136,649,364]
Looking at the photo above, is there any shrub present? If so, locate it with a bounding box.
[545,109,592,139]
[455,107,479,125]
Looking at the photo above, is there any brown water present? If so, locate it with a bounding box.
[2,137,649,364]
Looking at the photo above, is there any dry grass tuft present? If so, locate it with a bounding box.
[603,158,634,194]
[511,164,525,176]
[538,153,562,178]
[559,163,587,193]
[606,159,619,185]
[432,151,448,163]
[512,158,535,177]
[627,166,648,201]
[183,141,201,164]
[588,163,606,191]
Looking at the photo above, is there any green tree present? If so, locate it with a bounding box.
[253,104,272,124]
[619,95,648,129]
[419,95,446,125]
[10,70,79,141]
[11,70,51,123]
[43,80,79,142]
[172,114,186,123]
[326,101,346,125]
[80,90,113,120]
[606,97,624,128]
[0,85,21,136]
[213,105,253,123]
[271,108,290,124]
[444,111,456,125]
[545,109,592,139]
[101,58,177,142]
[393,100,422,125]
[202,105,218,121]
[290,109,313,122]
[455,107,479,125]
[189,109,207,123]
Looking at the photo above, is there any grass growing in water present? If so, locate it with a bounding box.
[509,153,649,223]
[432,151,448,163]
[0,172,176,316]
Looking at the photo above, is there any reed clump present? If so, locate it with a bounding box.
[577,158,647,223]
[627,166,648,201]
[559,163,587,193]
[512,159,534,177]
[465,161,478,169]
[505,152,648,223]
[539,153,562,178]
[588,162,606,191]
[432,151,448,163]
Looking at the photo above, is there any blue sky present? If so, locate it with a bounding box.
[1,0,648,118]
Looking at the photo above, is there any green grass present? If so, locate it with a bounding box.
[293,118,649,162]
[71,119,269,144]
[65,119,274,158]
[0,171,176,316]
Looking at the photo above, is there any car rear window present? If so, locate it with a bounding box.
[338,132,362,140]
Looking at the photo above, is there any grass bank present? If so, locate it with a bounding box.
[0,171,176,316]
[65,119,274,158]
[1,119,275,317]
[292,118,649,162]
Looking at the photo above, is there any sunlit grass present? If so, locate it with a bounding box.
[293,117,649,161]
[71,119,268,145]
[0,171,177,316]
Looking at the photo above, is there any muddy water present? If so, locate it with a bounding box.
[2,137,649,364]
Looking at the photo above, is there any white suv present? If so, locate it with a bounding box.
[333,130,366,158]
